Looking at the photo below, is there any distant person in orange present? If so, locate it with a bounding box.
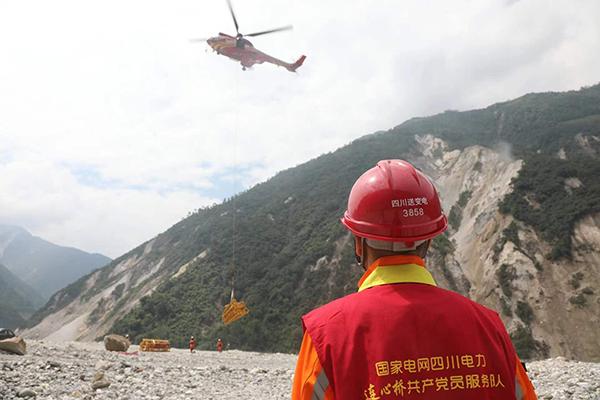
[217,339,223,353]
[190,336,196,354]
[125,334,130,341]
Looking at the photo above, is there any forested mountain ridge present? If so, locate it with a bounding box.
[0,224,112,300]
[0,263,43,328]
[22,84,600,360]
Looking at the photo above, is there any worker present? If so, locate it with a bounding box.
[217,339,223,353]
[125,334,130,341]
[190,336,195,354]
[292,160,537,399]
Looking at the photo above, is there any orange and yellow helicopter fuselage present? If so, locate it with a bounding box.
[207,33,305,72]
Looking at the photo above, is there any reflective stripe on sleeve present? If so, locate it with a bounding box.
[516,375,524,400]
[515,355,538,399]
[311,369,330,400]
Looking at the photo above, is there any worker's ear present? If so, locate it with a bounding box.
[354,235,362,258]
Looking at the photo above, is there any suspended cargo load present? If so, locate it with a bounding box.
[222,298,249,325]
[217,79,249,326]
[139,339,171,352]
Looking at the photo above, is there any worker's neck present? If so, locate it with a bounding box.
[364,247,421,269]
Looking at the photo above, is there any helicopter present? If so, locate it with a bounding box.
[190,0,306,72]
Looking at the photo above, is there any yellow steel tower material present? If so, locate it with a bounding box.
[222,298,249,325]
[139,339,171,352]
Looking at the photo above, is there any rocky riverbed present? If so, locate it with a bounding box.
[526,358,600,400]
[1,341,295,399]
[1,340,599,399]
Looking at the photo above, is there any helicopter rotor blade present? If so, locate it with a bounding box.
[226,0,240,35]
[189,38,209,43]
[244,25,293,37]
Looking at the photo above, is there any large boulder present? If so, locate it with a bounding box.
[0,337,27,355]
[103,334,129,352]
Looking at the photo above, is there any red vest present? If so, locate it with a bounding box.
[303,283,516,399]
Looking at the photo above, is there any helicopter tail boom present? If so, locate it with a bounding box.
[285,55,306,72]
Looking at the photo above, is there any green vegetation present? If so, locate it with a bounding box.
[431,233,458,292]
[500,297,512,317]
[112,283,125,299]
[502,222,521,248]
[433,232,454,257]
[448,190,472,230]
[457,190,473,208]
[569,272,584,289]
[496,264,516,298]
[492,222,521,263]
[447,209,460,229]
[499,155,600,260]
[516,300,533,324]
[510,325,549,360]
[582,287,594,295]
[89,298,107,325]
[569,293,587,308]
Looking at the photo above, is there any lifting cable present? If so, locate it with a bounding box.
[231,65,238,304]
[222,67,249,325]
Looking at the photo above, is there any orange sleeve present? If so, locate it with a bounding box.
[291,330,335,400]
[516,355,538,400]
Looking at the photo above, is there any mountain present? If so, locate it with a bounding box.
[22,84,600,360]
[0,263,43,328]
[0,224,112,300]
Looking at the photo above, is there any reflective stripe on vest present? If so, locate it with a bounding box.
[516,375,524,400]
[311,369,330,400]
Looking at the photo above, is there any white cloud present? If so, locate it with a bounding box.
[1,0,599,257]
[0,152,218,257]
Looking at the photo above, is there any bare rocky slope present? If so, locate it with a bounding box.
[20,239,180,343]
[414,136,600,360]
[20,85,600,361]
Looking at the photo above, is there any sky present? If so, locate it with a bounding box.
[1,0,599,258]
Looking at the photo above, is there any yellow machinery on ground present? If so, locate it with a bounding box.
[139,339,171,352]
[222,298,249,325]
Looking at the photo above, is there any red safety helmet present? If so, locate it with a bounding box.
[341,160,447,243]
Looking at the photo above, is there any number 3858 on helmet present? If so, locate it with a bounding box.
[341,160,448,244]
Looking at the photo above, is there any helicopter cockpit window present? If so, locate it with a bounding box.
[236,38,253,49]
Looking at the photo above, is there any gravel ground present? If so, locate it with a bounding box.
[0,341,295,400]
[527,358,600,400]
[1,341,599,399]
